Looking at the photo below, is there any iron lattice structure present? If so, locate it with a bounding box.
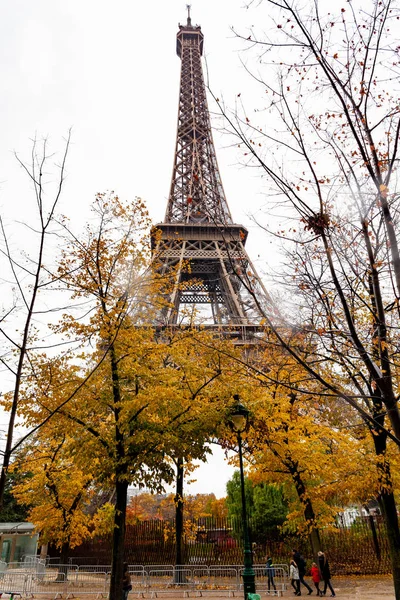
[152,12,272,337]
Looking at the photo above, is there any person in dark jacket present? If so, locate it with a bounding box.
[292,549,313,595]
[317,551,335,597]
[122,562,132,600]
[265,557,277,592]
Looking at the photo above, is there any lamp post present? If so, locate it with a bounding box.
[230,395,256,600]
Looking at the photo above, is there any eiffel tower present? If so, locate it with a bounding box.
[152,8,272,340]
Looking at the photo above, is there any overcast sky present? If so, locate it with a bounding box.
[0,0,281,498]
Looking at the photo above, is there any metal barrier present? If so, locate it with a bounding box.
[143,565,174,575]
[27,572,66,598]
[5,563,26,571]
[191,566,211,589]
[0,572,28,597]
[29,564,79,580]
[249,566,287,597]
[268,564,289,578]
[0,563,289,598]
[208,567,239,592]
[129,568,147,596]
[21,557,45,568]
[67,570,108,597]
[146,568,194,596]
[75,564,112,575]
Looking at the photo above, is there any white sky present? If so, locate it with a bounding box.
[0,0,280,498]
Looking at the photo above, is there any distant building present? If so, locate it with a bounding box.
[0,522,38,563]
[127,488,144,502]
[336,501,382,527]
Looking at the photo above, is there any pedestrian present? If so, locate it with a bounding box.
[122,562,132,600]
[310,562,322,596]
[265,556,277,593]
[317,551,335,597]
[289,559,301,596]
[293,549,313,595]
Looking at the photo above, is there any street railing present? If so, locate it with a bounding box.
[28,572,66,597]
[0,572,27,596]
[0,563,288,597]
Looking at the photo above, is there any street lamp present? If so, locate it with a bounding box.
[230,394,256,600]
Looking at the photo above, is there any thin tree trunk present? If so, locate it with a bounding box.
[372,418,400,600]
[0,136,70,508]
[373,427,400,600]
[109,478,128,600]
[289,464,321,557]
[364,506,381,561]
[174,457,185,583]
[39,543,48,561]
[107,329,128,600]
[379,193,400,302]
[379,489,400,599]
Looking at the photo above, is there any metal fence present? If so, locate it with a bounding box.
[0,563,288,598]
[29,572,66,598]
[65,515,391,575]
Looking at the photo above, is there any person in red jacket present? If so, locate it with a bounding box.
[310,562,322,596]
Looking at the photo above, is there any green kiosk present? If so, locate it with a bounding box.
[0,523,38,564]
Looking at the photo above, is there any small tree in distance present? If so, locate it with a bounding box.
[226,471,288,535]
[126,492,227,523]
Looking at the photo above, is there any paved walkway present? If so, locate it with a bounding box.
[1,576,393,599]
[144,576,395,599]
[301,575,395,598]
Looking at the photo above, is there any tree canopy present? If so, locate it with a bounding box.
[216,0,400,593]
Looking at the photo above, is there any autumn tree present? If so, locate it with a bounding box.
[248,360,380,554]
[209,497,229,519]
[16,194,239,600]
[220,336,381,555]
[212,1,400,593]
[155,331,240,571]
[11,425,97,569]
[126,492,226,523]
[127,492,164,522]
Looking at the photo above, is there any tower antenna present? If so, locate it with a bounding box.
[186,4,191,26]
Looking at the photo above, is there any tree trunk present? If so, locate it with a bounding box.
[109,478,129,600]
[39,543,48,561]
[174,457,185,583]
[364,506,381,561]
[309,527,321,560]
[56,541,70,582]
[373,427,400,600]
[289,463,321,557]
[379,489,400,600]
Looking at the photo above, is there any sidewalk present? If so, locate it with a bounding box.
[146,576,395,599]
[1,575,393,599]
[303,575,395,599]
